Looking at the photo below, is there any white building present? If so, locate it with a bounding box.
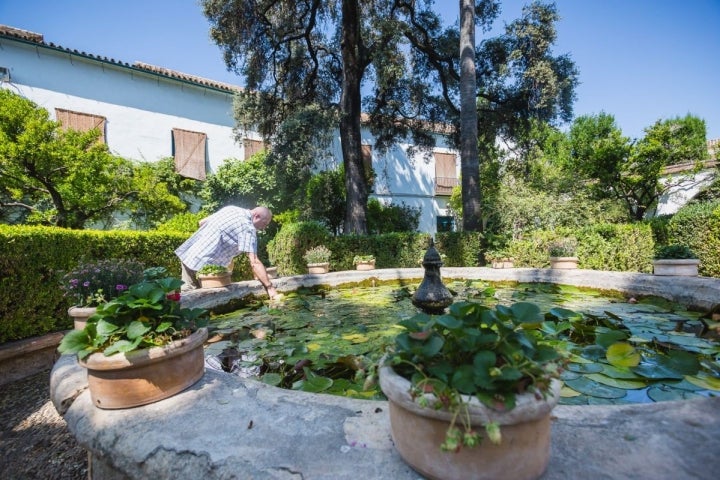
[0,24,458,234]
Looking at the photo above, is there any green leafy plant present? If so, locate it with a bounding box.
[654,244,697,259]
[548,237,577,257]
[58,267,208,359]
[198,264,229,275]
[386,301,564,451]
[303,245,332,264]
[59,258,146,308]
[353,254,375,264]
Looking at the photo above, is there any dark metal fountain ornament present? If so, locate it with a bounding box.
[412,239,454,314]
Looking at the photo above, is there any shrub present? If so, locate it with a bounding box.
[654,244,697,260]
[303,245,332,264]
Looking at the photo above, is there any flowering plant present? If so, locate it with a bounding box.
[303,245,332,264]
[59,259,146,308]
[58,267,208,359]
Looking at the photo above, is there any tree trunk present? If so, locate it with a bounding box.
[459,0,481,232]
[339,0,368,235]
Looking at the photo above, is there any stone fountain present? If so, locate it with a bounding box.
[411,238,453,314]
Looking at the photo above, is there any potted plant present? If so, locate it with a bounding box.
[353,254,376,271]
[484,250,514,269]
[59,258,146,330]
[58,267,209,409]
[652,244,700,276]
[303,245,332,274]
[548,237,579,269]
[379,301,563,480]
[197,263,232,288]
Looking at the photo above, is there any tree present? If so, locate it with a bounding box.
[459,0,481,231]
[202,1,576,233]
[0,89,190,229]
[568,113,709,220]
[199,152,280,213]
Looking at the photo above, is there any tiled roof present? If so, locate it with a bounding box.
[0,24,241,93]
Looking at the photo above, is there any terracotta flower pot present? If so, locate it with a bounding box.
[79,328,208,409]
[198,272,232,288]
[307,262,330,274]
[379,363,562,480]
[491,258,514,269]
[549,256,579,269]
[67,306,97,330]
[355,260,375,271]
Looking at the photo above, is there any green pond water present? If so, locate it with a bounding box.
[205,280,720,405]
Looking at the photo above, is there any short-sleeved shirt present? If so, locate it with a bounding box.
[174,206,257,271]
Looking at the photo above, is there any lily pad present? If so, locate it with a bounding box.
[685,372,720,391]
[606,342,641,368]
[647,386,705,402]
[567,363,604,374]
[560,385,582,397]
[564,377,627,399]
[601,364,642,380]
[585,373,646,390]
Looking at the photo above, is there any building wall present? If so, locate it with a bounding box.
[0,29,458,234]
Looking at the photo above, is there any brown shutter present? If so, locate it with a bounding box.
[172,128,207,180]
[55,108,106,143]
[434,152,458,195]
[243,139,266,160]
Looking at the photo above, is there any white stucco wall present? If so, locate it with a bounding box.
[1,32,459,234]
[1,37,242,172]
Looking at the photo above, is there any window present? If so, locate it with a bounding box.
[172,128,207,180]
[434,152,458,195]
[55,108,106,143]
[436,216,455,232]
[243,138,266,160]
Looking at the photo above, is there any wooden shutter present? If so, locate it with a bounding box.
[243,139,266,160]
[172,128,207,180]
[55,108,106,143]
[434,152,458,195]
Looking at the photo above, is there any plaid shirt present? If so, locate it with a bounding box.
[174,206,257,271]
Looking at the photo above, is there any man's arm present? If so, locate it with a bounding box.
[247,252,278,299]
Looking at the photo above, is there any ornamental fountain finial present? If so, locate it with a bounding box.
[411,238,453,314]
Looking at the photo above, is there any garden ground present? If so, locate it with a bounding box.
[0,369,86,480]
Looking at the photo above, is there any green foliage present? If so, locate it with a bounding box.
[155,212,206,233]
[662,200,720,276]
[0,90,191,229]
[58,270,208,359]
[267,221,332,276]
[435,231,483,267]
[304,166,345,235]
[0,225,188,342]
[548,237,577,257]
[353,254,375,264]
[199,153,279,212]
[198,264,229,275]
[366,199,421,234]
[654,244,697,260]
[303,245,332,264]
[506,223,655,272]
[388,301,563,449]
[59,258,146,307]
[567,112,709,220]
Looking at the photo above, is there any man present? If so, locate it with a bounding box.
[175,205,278,298]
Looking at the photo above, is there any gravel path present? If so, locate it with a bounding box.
[0,370,87,480]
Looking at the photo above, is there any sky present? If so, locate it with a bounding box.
[1,0,719,141]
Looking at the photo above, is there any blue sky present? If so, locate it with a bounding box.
[1,0,719,141]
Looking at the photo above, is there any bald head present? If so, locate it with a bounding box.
[251,206,272,230]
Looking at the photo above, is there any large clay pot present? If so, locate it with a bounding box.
[549,256,579,269]
[68,306,97,330]
[653,259,700,276]
[198,272,232,288]
[79,328,208,409]
[379,363,562,480]
[307,262,330,274]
